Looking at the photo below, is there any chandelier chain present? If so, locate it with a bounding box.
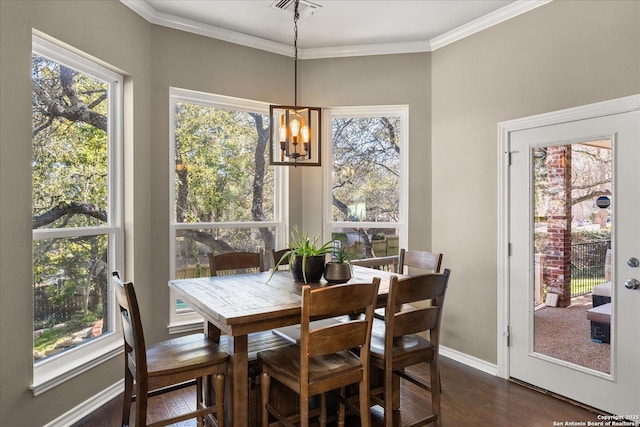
[293,0,299,106]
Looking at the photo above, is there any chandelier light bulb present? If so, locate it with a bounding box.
[290,118,300,140]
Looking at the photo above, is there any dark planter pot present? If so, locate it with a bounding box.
[291,255,326,283]
[323,263,352,284]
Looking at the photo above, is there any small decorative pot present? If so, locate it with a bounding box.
[291,255,326,283]
[323,262,352,284]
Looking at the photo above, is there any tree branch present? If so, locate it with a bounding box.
[33,202,107,229]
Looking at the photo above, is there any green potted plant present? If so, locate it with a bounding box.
[324,245,353,284]
[270,226,333,283]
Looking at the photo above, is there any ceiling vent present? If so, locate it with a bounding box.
[271,0,321,18]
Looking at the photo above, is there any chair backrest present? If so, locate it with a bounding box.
[111,272,148,375]
[299,278,381,381]
[271,248,291,270]
[208,248,265,276]
[385,270,450,348]
[351,255,399,273]
[399,248,443,275]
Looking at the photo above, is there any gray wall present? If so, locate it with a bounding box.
[299,54,432,247]
[431,0,640,362]
[147,25,292,344]
[1,0,638,424]
[1,1,152,426]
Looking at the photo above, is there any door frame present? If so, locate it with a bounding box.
[497,94,640,379]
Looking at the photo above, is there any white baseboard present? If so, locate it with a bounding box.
[43,379,124,427]
[440,345,499,376]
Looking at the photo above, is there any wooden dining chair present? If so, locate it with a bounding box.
[398,248,443,275]
[374,249,444,321]
[112,272,229,427]
[257,278,381,427]
[207,248,265,276]
[270,248,291,270]
[369,270,451,427]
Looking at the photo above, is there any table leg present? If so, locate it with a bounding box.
[204,321,223,425]
[226,334,249,427]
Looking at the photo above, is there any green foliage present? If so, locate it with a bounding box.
[34,313,101,354]
[174,102,273,224]
[32,55,111,356]
[573,229,611,242]
[330,246,353,265]
[331,232,348,243]
[331,116,400,223]
[269,226,333,283]
[32,55,108,228]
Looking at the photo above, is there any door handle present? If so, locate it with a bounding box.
[624,278,640,290]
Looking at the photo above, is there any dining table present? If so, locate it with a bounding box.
[168,264,403,427]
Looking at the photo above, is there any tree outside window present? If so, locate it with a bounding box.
[170,90,283,299]
[327,107,408,259]
[31,42,122,366]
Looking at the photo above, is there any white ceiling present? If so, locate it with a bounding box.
[121,0,550,59]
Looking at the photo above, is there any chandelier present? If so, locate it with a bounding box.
[269,0,321,166]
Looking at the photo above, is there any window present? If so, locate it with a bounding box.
[169,89,287,327]
[31,36,123,394]
[324,106,408,259]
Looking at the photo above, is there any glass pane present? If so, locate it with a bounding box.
[174,102,273,223]
[33,235,111,362]
[331,227,399,261]
[332,116,400,223]
[175,226,277,278]
[532,141,612,374]
[32,54,109,229]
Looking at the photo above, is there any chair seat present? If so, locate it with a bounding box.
[145,334,229,378]
[370,328,434,363]
[259,345,363,390]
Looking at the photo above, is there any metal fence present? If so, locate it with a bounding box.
[570,240,610,297]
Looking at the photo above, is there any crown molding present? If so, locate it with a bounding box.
[430,0,552,51]
[119,0,293,57]
[120,0,553,59]
[300,40,433,60]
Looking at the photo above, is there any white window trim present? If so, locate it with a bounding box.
[322,105,409,249]
[31,35,124,394]
[168,88,288,329]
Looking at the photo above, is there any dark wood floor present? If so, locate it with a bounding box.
[72,356,605,427]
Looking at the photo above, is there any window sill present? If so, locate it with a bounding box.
[30,334,122,397]
[168,318,204,335]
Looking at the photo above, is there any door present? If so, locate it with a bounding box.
[507,98,640,415]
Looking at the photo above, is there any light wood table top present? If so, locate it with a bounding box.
[169,265,402,427]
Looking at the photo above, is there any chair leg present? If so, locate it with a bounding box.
[300,392,309,427]
[430,360,442,427]
[337,387,346,427]
[320,393,327,427]
[122,369,134,427]
[358,380,371,427]
[214,373,225,427]
[135,380,148,427]
[384,370,394,427]
[260,372,270,427]
[196,377,204,427]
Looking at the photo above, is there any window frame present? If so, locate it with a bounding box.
[168,88,288,329]
[30,35,124,395]
[322,105,409,251]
